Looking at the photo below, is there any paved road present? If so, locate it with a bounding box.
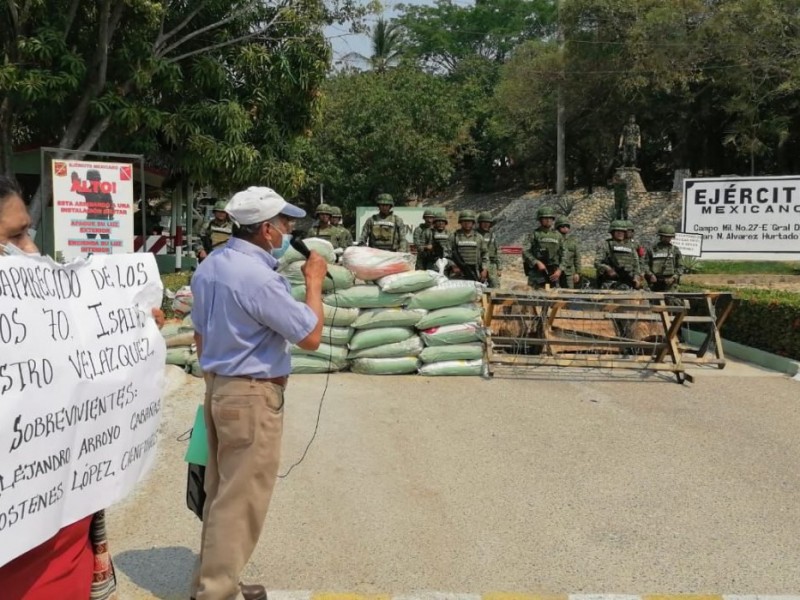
[109,362,800,599]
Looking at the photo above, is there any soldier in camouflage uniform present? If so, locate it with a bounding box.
[477,211,501,288]
[644,225,684,292]
[555,215,581,289]
[197,200,232,261]
[522,206,564,289]
[612,175,629,220]
[413,207,437,269]
[594,220,643,289]
[624,220,646,265]
[359,194,407,252]
[329,205,353,249]
[425,210,450,271]
[445,210,488,282]
[308,203,341,248]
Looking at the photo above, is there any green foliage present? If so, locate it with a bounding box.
[681,256,702,274]
[301,67,468,210]
[695,261,800,275]
[724,289,800,360]
[341,17,405,73]
[555,196,577,216]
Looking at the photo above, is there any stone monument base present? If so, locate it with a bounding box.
[616,167,647,193]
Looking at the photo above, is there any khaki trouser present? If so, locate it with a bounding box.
[190,374,285,600]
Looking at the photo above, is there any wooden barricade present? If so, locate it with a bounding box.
[482,290,734,384]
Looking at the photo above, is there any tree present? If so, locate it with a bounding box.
[301,67,468,211]
[341,17,404,73]
[1,0,366,225]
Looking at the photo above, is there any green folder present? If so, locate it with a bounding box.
[184,405,208,466]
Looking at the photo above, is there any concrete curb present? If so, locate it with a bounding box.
[683,329,800,378]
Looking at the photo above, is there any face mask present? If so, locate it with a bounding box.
[270,233,292,258]
[0,241,40,257]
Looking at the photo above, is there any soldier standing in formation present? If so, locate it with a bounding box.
[644,225,684,292]
[522,206,564,289]
[612,175,629,220]
[425,210,450,271]
[329,205,353,249]
[445,210,488,282]
[197,200,233,261]
[359,194,407,252]
[308,203,346,249]
[555,216,581,289]
[594,220,642,289]
[477,211,501,288]
[624,220,646,260]
[413,208,437,269]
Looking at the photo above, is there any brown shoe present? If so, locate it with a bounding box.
[190,582,266,600]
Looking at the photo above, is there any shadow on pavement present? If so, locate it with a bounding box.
[115,545,196,598]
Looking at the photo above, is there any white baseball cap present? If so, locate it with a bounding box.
[224,186,306,225]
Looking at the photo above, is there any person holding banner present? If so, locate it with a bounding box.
[0,175,165,599]
[189,186,326,600]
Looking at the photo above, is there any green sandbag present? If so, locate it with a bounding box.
[348,336,423,359]
[415,304,482,329]
[377,270,439,293]
[166,347,193,366]
[351,357,420,375]
[407,285,481,310]
[161,323,182,338]
[324,285,410,309]
[279,237,336,266]
[291,285,306,301]
[323,303,360,327]
[419,343,484,363]
[348,327,415,351]
[281,261,355,291]
[291,354,348,374]
[351,308,426,330]
[180,313,194,333]
[418,359,484,376]
[291,343,349,362]
[322,325,354,346]
[420,323,486,346]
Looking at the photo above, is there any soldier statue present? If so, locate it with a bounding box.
[618,114,641,168]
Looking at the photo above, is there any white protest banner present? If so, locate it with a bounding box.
[682,176,800,260]
[0,253,165,567]
[672,232,703,258]
[52,160,135,261]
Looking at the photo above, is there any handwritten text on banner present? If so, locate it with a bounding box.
[0,253,166,566]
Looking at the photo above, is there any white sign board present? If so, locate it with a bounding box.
[682,176,800,260]
[672,232,703,257]
[355,206,427,246]
[0,254,165,566]
[52,160,135,261]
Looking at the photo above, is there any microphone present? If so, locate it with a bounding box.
[290,236,333,280]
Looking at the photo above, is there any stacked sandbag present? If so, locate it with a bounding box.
[162,313,202,376]
[278,238,346,299]
[290,294,359,374]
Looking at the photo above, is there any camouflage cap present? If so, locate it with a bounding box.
[477,211,494,223]
[609,219,628,232]
[658,224,676,236]
[536,206,556,219]
[458,210,477,222]
[555,216,571,227]
[329,205,342,217]
[376,193,394,205]
[213,200,228,211]
[423,207,438,218]
[315,203,333,215]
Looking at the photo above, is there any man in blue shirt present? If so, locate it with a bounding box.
[189,186,326,600]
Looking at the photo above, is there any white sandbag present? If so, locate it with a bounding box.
[348,336,423,359]
[351,308,426,330]
[322,325,354,346]
[323,303,360,327]
[419,323,486,346]
[291,343,349,362]
[377,270,439,293]
[165,332,195,348]
[415,304,482,329]
[280,261,355,291]
[180,313,194,332]
[419,343,484,363]
[324,285,410,309]
[434,279,487,291]
[351,357,420,375]
[279,237,336,266]
[171,285,193,316]
[348,327,415,351]
[291,354,348,374]
[407,284,482,310]
[418,359,484,376]
[342,246,415,281]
